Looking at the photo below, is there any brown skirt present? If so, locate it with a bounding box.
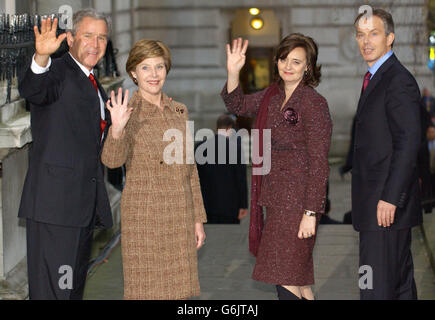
[252,206,320,286]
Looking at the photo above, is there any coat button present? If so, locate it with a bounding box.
[160,161,164,165]
[91,178,97,182]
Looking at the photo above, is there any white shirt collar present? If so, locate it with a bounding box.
[67,53,105,122]
[68,52,94,77]
[367,50,393,79]
[217,130,232,138]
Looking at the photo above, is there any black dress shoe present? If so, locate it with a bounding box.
[276,285,301,300]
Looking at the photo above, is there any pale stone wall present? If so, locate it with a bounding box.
[33,0,90,15]
[0,0,430,289]
[33,0,434,157]
[100,0,431,157]
[0,147,28,279]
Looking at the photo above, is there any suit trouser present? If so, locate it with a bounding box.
[26,217,95,300]
[359,228,417,300]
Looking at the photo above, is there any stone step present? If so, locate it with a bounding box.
[420,214,435,274]
[0,99,26,124]
[0,106,31,149]
[0,180,121,300]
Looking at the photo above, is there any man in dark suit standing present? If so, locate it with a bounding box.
[195,115,248,224]
[352,8,422,300]
[18,9,113,299]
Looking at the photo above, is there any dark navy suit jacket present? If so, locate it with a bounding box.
[18,53,113,228]
[352,54,423,231]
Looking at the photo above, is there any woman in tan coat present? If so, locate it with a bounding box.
[101,39,207,300]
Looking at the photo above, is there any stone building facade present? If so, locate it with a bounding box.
[0,0,432,294]
[99,0,432,157]
[5,0,433,156]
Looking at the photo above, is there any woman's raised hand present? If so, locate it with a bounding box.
[226,38,249,76]
[226,38,248,93]
[106,88,132,139]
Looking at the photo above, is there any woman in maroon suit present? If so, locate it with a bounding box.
[221,34,332,300]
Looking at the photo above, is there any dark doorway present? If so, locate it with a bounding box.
[237,47,274,132]
[241,47,274,93]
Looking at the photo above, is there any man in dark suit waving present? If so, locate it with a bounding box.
[18,9,113,299]
[352,8,422,300]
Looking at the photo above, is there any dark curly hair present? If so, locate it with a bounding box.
[273,33,322,88]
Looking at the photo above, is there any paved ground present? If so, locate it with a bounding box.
[83,164,435,300]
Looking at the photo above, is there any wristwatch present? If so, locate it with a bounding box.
[304,210,316,217]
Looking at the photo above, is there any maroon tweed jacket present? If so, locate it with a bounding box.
[221,82,332,214]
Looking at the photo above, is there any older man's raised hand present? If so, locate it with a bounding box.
[34,18,67,67]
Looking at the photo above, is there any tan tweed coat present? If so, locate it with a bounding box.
[101,90,207,300]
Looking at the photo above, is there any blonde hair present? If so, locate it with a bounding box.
[126,39,172,84]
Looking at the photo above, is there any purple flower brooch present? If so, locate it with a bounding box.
[283,107,300,125]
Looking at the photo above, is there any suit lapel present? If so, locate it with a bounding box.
[356,54,397,117]
[95,77,110,125]
[94,78,112,145]
[96,78,108,102]
[63,53,101,146]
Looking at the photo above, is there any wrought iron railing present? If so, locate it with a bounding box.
[0,13,120,107]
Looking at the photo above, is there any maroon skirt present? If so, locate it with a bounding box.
[252,206,321,286]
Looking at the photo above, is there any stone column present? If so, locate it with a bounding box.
[2,0,15,14]
[0,96,31,299]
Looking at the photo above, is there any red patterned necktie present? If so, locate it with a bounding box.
[88,74,107,139]
[362,71,372,92]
